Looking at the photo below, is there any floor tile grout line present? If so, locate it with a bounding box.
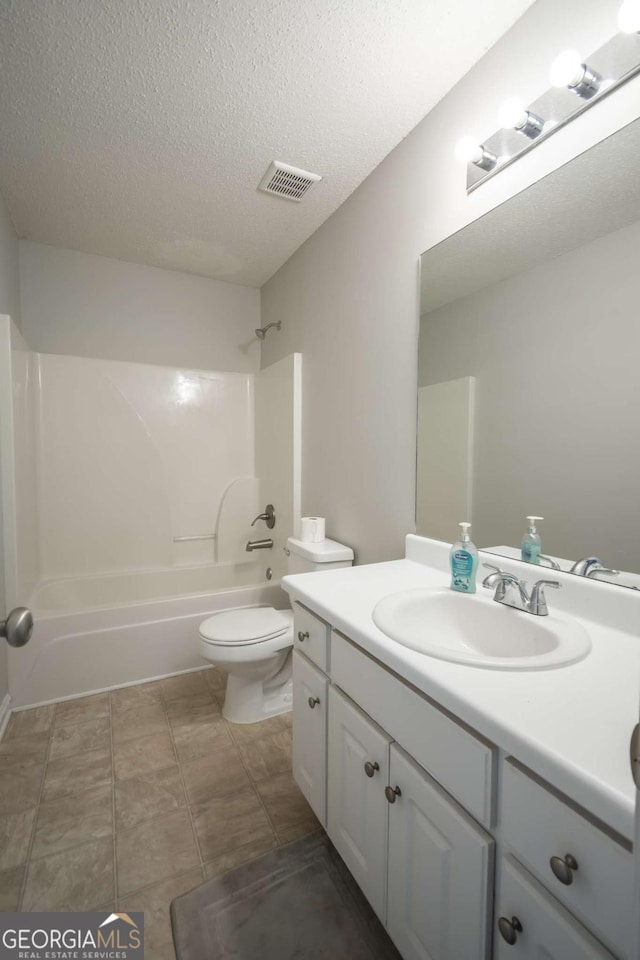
[223,717,283,843]
[17,709,57,909]
[119,865,208,906]
[159,684,207,883]
[109,691,118,909]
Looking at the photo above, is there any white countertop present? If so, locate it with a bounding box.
[283,536,640,841]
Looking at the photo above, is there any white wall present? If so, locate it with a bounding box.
[260,0,640,564]
[19,241,261,372]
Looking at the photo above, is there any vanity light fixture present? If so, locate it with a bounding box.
[618,0,640,33]
[497,97,545,139]
[549,50,601,99]
[455,136,497,171]
[458,21,640,193]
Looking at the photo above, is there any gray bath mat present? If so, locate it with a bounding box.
[171,831,400,960]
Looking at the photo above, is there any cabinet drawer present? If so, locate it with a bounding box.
[502,760,633,958]
[292,650,328,825]
[293,602,330,671]
[496,855,615,960]
[331,630,495,826]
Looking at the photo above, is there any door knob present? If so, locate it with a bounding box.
[549,853,578,885]
[385,785,401,803]
[308,697,320,709]
[297,631,309,642]
[364,761,379,778]
[0,607,33,648]
[630,724,640,789]
[497,916,522,945]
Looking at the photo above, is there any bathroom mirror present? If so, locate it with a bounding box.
[417,116,640,588]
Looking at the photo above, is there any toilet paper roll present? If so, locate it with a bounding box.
[300,517,326,543]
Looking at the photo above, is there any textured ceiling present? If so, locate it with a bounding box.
[0,0,535,287]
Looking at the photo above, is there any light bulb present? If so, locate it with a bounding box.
[618,0,640,33]
[455,136,484,165]
[549,49,585,89]
[497,97,529,130]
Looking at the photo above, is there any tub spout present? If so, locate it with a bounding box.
[246,539,273,552]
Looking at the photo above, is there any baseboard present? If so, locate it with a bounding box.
[0,693,12,741]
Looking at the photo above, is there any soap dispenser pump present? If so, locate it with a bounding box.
[450,522,479,594]
[521,516,544,564]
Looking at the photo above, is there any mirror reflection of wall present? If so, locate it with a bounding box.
[418,119,640,585]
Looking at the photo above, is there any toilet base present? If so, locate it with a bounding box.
[221,650,293,724]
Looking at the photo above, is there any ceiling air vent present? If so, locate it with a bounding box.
[258,161,322,202]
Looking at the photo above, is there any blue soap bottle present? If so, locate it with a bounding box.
[521,516,543,564]
[450,522,478,594]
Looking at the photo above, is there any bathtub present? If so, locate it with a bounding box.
[9,562,287,708]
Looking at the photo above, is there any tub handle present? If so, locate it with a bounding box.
[1,607,33,648]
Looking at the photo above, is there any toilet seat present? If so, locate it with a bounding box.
[199,606,293,647]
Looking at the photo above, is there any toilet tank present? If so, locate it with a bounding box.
[286,537,354,575]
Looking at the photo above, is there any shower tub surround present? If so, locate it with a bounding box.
[0,316,302,707]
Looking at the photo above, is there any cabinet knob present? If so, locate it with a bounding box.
[297,631,309,642]
[308,696,320,709]
[385,785,401,803]
[497,916,522,945]
[364,761,379,778]
[549,853,578,885]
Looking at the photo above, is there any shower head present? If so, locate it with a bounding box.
[255,321,282,340]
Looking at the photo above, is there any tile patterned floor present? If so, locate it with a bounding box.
[0,668,317,959]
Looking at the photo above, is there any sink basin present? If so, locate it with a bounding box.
[372,588,591,670]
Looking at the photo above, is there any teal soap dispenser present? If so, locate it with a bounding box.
[521,516,543,564]
[450,522,479,594]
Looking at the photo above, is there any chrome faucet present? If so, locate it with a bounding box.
[482,563,561,616]
[568,556,602,576]
[568,556,620,580]
[538,554,561,571]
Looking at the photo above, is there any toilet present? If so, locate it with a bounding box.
[199,536,354,723]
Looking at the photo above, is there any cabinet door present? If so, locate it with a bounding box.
[292,650,328,825]
[327,686,392,922]
[495,856,616,960]
[386,744,493,960]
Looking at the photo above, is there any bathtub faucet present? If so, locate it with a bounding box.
[246,538,274,552]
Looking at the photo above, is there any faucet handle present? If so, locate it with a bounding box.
[585,566,620,580]
[529,579,561,616]
[250,504,276,529]
[539,554,561,571]
[481,563,506,589]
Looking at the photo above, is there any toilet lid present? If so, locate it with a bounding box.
[200,606,291,644]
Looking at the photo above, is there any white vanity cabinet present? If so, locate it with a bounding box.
[500,761,634,958]
[292,609,494,960]
[327,685,392,921]
[292,649,328,825]
[495,856,616,960]
[386,743,493,960]
[291,600,631,960]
